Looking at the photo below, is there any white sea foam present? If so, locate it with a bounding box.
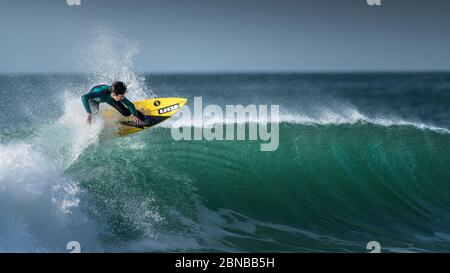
[161,103,450,134]
[0,144,99,252]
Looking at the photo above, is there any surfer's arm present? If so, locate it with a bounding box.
[81,91,100,113]
[121,98,143,126]
[121,97,138,117]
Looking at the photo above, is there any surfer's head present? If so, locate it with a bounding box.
[110,81,127,101]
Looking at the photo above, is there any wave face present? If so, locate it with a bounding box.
[1,72,450,252]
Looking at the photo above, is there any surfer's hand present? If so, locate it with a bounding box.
[86,113,92,124]
[134,116,144,126]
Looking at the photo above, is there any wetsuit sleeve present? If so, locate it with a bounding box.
[122,97,138,116]
[81,90,101,113]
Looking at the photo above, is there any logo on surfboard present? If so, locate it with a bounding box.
[158,104,180,114]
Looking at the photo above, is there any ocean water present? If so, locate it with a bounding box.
[1,72,450,253]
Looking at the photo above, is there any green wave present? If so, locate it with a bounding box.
[62,122,450,252]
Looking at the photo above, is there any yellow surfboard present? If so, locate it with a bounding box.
[101,97,187,136]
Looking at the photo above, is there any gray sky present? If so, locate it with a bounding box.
[1,0,450,73]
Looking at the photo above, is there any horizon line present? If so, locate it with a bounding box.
[2,70,450,75]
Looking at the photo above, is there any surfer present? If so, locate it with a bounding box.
[81,81,145,126]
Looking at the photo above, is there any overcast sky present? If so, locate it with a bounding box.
[1,0,450,73]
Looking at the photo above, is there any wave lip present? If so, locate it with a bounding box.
[162,104,450,134]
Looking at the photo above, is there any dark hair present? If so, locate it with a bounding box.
[111,81,127,95]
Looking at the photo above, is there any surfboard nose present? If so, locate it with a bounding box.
[180,98,188,106]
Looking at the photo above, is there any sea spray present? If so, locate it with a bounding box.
[0,144,98,252]
[80,26,152,101]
